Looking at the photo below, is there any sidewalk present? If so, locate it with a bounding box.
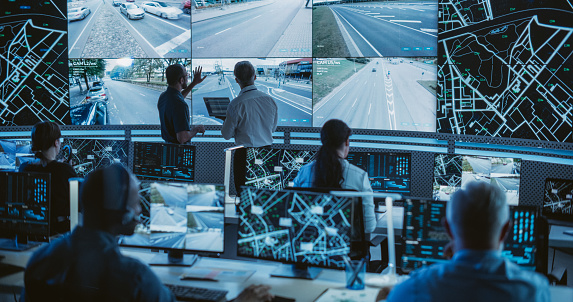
[267,4,312,57]
[192,0,275,23]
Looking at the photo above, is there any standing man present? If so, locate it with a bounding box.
[158,64,206,144]
[221,61,278,194]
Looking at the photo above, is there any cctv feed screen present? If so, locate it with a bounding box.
[0,140,32,171]
[119,182,225,253]
[238,187,354,269]
[245,147,411,195]
[313,58,437,132]
[433,154,521,205]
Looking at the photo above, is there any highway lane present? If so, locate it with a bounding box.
[154,183,188,209]
[185,232,223,252]
[314,58,435,131]
[189,191,219,207]
[492,162,516,174]
[329,2,437,57]
[68,0,102,56]
[105,79,177,125]
[465,157,491,174]
[192,0,304,57]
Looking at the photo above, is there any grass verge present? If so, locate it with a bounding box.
[312,7,350,57]
[313,59,367,106]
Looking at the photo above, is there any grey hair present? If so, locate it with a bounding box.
[234,61,255,86]
[446,181,509,246]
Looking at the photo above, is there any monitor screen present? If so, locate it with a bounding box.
[502,206,537,269]
[237,187,357,269]
[244,148,411,194]
[119,181,224,254]
[57,138,129,177]
[433,154,521,205]
[401,198,449,272]
[0,172,50,240]
[0,140,32,171]
[133,142,195,182]
[312,57,437,132]
[192,58,312,127]
[0,0,70,126]
[543,179,573,224]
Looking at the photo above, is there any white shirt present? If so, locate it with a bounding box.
[293,159,377,233]
[221,85,278,147]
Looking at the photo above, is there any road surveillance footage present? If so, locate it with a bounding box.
[68,0,190,58]
[192,58,312,126]
[313,57,436,131]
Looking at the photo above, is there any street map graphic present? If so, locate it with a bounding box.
[543,179,573,218]
[0,0,70,125]
[245,148,316,190]
[57,138,129,177]
[238,187,353,268]
[437,1,573,142]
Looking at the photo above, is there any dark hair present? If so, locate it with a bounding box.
[81,164,132,229]
[313,119,352,188]
[30,121,61,160]
[165,64,186,86]
[234,61,255,86]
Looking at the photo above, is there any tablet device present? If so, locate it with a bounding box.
[204,97,230,117]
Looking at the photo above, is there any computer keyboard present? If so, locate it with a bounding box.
[164,283,228,302]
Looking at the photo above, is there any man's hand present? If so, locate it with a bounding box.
[192,124,206,135]
[190,66,207,87]
[233,284,273,302]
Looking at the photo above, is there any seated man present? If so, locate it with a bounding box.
[386,182,550,302]
[24,165,273,302]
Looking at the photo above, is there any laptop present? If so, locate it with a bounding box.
[203,97,230,118]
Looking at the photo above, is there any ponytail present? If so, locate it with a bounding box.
[313,119,351,188]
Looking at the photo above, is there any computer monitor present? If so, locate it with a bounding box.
[133,142,195,182]
[237,186,361,279]
[433,154,521,205]
[543,178,573,226]
[244,147,411,194]
[0,172,50,250]
[118,181,224,265]
[401,199,540,272]
[0,140,32,171]
[57,138,129,177]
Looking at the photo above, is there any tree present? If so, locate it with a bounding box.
[69,59,106,91]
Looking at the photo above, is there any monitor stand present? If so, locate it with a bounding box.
[149,249,199,267]
[0,236,42,251]
[270,263,322,280]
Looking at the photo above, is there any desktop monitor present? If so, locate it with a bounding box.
[133,142,195,182]
[118,181,224,264]
[237,186,361,279]
[244,148,411,195]
[433,154,521,205]
[543,178,573,226]
[401,199,540,272]
[0,172,50,250]
[0,140,32,171]
[57,138,129,177]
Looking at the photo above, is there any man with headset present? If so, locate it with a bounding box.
[24,165,273,302]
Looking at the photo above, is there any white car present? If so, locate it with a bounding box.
[68,7,91,21]
[141,1,183,19]
[120,3,145,20]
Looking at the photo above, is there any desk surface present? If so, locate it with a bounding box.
[549,225,573,249]
[2,246,573,301]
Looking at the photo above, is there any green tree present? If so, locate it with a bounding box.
[69,59,106,91]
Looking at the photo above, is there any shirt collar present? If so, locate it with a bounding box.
[452,249,502,263]
[238,85,257,96]
[167,86,183,96]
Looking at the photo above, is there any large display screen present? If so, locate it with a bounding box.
[543,178,573,224]
[437,0,573,142]
[313,57,436,131]
[192,58,312,127]
[57,138,129,177]
[133,141,195,182]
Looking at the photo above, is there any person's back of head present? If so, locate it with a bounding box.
[30,121,61,161]
[447,181,509,250]
[234,61,256,88]
[314,119,352,188]
[81,164,140,236]
[165,63,186,87]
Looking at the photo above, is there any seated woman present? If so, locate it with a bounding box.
[20,121,77,235]
[293,119,376,233]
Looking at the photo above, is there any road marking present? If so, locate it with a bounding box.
[155,29,191,56]
[330,7,363,57]
[409,8,425,12]
[368,103,372,115]
[139,93,146,96]
[146,12,189,31]
[373,15,395,18]
[365,13,379,15]
[333,8,381,56]
[390,20,422,23]
[110,6,160,57]
[352,98,358,108]
[421,28,438,33]
[252,14,262,20]
[70,2,102,54]
[215,27,232,35]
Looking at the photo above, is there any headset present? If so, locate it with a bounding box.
[62,145,72,164]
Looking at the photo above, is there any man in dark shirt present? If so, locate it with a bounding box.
[158,64,206,144]
[24,165,274,302]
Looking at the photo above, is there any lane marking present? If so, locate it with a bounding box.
[421,28,438,33]
[330,7,363,57]
[373,15,395,18]
[155,29,190,55]
[332,8,381,56]
[215,27,232,35]
[390,20,422,23]
[70,2,102,54]
[110,6,160,57]
[145,12,189,31]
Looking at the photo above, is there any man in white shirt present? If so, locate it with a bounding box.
[221,61,278,194]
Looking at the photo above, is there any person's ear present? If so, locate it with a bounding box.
[254,74,257,81]
[345,138,350,147]
[54,138,61,148]
[235,77,239,84]
[499,220,511,243]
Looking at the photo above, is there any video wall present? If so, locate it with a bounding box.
[0,0,572,143]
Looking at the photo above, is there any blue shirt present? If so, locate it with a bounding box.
[387,250,550,302]
[158,86,190,144]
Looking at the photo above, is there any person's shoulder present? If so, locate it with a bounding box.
[388,264,445,301]
[48,161,77,175]
[505,260,549,285]
[345,161,368,177]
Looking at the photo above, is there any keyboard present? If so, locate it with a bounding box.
[164,284,228,302]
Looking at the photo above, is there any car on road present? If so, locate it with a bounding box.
[141,1,183,19]
[86,87,108,102]
[181,0,191,14]
[120,3,145,20]
[70,101,109,125]
[112,0,121,6]
[372,68,376,72]
[92,81,104,88]
[68,7,91,21]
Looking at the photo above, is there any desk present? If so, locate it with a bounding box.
[549,225,573,249]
